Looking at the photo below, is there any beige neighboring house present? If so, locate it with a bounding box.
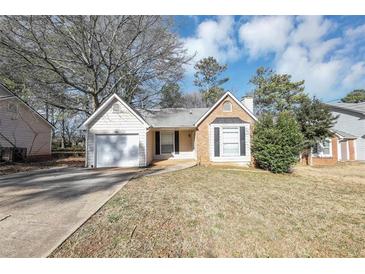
[80,91,257,168]
[0,84,53,160]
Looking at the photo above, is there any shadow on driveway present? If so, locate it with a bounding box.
[0,167,146,210]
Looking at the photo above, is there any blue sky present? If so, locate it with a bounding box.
[174,16,365,102]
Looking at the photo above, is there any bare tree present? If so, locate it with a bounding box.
[182,91,207,108]
[0,16,192,115]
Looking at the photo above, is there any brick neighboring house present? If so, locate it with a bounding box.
[327,102,365,161]
[80,92,257,168]
[303,129,357,166]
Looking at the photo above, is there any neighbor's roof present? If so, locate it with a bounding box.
[331,129,357,140]
[211,117,248,124]
[328,102,365,115]
[137,108,209,128]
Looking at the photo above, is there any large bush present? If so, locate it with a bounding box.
[252,112,304,173]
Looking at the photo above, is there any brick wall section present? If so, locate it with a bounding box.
[348,139,356,160]
[311,136,338,166]
[196,95,255,165]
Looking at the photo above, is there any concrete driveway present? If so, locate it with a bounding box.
[0,167,142,257]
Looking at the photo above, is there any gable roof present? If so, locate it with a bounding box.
[328,102,365,116]
[0,83,54,128]
[79,93,150,129]
[331,129,357,140]
[194,92,258,126]
[137,108,208,128]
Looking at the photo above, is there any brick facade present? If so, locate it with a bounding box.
[195,94,255,165]
[348,139,356,160]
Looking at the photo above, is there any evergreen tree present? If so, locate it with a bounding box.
[193,57,229,106]
[252,112,304,173]
[295,96,338,148]
[250,67,307,115]
[341,89,365,103]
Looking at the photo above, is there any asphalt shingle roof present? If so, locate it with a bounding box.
[137,108,209,127]
[211,117,248,124]
[328,102,365,115]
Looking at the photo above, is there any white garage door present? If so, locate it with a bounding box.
[95,134,139,167]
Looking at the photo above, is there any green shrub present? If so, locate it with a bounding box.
[252,112,304,173]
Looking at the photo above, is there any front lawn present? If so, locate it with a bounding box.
[51,163,365,257]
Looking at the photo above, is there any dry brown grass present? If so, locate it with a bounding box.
[0,157,84,176]
[51,162,365,258]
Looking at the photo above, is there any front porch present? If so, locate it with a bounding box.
[146,128,196,164]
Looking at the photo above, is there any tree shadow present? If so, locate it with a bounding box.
[0,167,160,210]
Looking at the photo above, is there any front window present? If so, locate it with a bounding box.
[222,127,239,156]
[223,101,232,112]
[313,139,332,157]
[161,132,174,154]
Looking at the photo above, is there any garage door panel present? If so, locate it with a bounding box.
[96,134,139,167]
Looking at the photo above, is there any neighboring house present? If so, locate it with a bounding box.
[0,84,53,160]
[80,92,257,168]
[303,129,357,166]
[327,102,365,161]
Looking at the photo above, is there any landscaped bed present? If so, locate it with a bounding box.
[0,157,85,176]
[51,162,365,258]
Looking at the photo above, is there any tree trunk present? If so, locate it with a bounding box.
[92,93,100,112]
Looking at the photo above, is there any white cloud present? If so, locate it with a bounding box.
[345,23,365,39]
[182,16,365,99]
[290,16,332,45]
[342,62,365,87]
[182,16,240,73]
[238,15,361,98]
[238,16,293,58]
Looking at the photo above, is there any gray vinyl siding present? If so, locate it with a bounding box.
[0,98,52,156]
[331,109,365,160]
[86,98,147,167]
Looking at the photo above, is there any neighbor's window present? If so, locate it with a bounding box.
[221,127,239,156]
[223,101,232,112]
[112,103,121,113]
[313,139,331,157]
[161,132,174,154]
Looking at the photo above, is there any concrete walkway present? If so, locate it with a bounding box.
[0,167,142,257]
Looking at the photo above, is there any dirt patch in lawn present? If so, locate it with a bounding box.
[51,162,365,258]
[0,157,84,176]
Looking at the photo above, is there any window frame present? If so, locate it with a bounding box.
[220,126,240,157]
[222,101,232,112]
[160,131,175,155]
[312,138,332,157]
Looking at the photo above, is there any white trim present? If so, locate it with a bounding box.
[347,139,350,161]
[209,122,251,163]
[312,138,333,158]
[337,138,342,161]
[80,94,149,129]
[195,92,258,127]
[85,130,88,167]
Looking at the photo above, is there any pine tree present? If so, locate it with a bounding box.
[193,57,229,106]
